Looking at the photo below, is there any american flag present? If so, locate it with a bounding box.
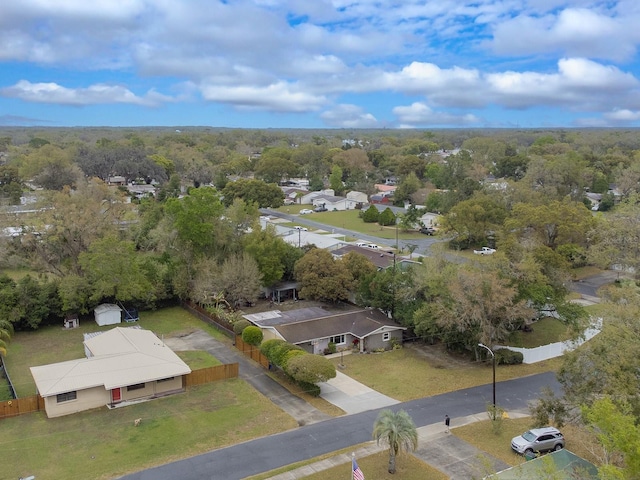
[352,457,365,480]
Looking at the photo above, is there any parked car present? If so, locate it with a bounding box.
[474,246,496,255]
[314,205,328,212]
[294,226,308,231]
[299,209,314,215]
[420,227,436,235]
[511,427,565,455]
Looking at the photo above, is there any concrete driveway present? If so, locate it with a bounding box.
[319,371,399,414]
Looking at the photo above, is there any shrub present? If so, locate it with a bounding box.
[297,381,321,397]
[272,342,304,367]
[378,207,396,226]
[285,354,337,384]
[325,342,337,355]
[362,205,380,223]
[233,319,252,335]
[241,326,263,346]
[282,349,307,369]
[260,339,287,362]
[495,348,523,365]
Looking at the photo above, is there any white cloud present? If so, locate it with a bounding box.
[199,81,327,112]
[604,109,640,121]
[393,102,479,127]
[320,104,378,128]
[0,81,169,107]
[490,7,640,61]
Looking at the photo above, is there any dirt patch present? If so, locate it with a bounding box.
[406,342,473,369]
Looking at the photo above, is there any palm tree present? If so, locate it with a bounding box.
[372,409,418,474]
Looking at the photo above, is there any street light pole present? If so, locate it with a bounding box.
[478,343,496,408]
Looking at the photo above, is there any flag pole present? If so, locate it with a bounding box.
[351,452,355,480]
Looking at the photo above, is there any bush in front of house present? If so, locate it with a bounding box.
[495,348,523,365]
[298,381,321,397]
[285,353,336,385]
[260,339,287,360]
[361,205,380,223]
[241,326,263,346]
[271,342,305,367]
[282,349,307,369]
[233,319,252,335]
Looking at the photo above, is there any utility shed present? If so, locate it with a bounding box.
[94,304,122,326]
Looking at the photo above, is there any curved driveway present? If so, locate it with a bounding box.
[119,372,560,480]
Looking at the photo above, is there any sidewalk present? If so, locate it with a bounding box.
[264,411,529,479]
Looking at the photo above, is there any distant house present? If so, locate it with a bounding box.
[346,191,368,205]
[94,304,122,326]
[419,212,441,227]
[374,184,397,194]
[300,189,335,205]
[30,327,191,418]
[281,186,308,205]
[369,193,391,205]
[244,307,405,354]
[311,194,358,211]
[107,176,126,186]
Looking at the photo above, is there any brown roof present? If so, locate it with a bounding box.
[269,308,405,344]
[332,245,395,269]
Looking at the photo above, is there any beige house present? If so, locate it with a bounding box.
[30,327,191,418]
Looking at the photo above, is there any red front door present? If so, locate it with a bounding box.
[111,388,121,403]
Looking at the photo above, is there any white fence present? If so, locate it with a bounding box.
[494,318,602,364]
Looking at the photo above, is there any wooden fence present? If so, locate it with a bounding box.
[0,395,44,419]
[235,336,270,369]
[181,300,235,338]
[184,363,239,387]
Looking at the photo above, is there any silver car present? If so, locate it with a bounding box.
[511,427,565,455]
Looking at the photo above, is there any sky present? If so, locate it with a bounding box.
[1,0,640,129]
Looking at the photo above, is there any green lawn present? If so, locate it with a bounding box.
[276,206,427,242]
[2,380,297,480]
[331,347,561,402]
[176,350,221,368]
[454,417,600,470]
[507,317,571,348]
[4,306,229,397]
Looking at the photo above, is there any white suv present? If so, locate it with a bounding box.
[511,427,565,455]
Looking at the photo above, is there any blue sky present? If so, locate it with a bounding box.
[1,0,640,128]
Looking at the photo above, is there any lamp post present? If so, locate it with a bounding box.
[478,343,496,408]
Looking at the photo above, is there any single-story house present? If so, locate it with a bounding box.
[94,303,122,326]
[419,212,441,228]
[281,186,309,205]
[30,327,191,418]
[486,449,598,479]
[300,189,335,205]
[311,194,358,211]
[243,307,405,355]
[346,190,368,205]
[369,193,392,205]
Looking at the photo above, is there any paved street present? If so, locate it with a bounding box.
[119,372,560,480]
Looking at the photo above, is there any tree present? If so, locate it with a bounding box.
[378,207,396,226]
[507,198,595,250]
[294,248,352,302]
[285,353,336,384]
[582,398,640,479]
[443,192,507,248]
[79,236,155,306]
[217,253,262,307]
[244,226,301,286]
[340,252,376,290]
[221,179,284,208]
[394,172,422,204]
[329,165,344,194]
[372,409,418,474]
[255,147,298,184]
[361,204,380,223]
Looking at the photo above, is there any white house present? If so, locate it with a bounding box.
[300,189,335,205]
[311,194,358,211]
[30,327,191,418]
[346,191,368,205]
[94,304,122,326]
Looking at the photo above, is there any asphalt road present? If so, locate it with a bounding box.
[260,208,441,255]
[119,372,560,480]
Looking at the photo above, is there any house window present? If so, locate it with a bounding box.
[329,335,346,345]
[56,391,77,403]
[127,383,145,391]
[382,332,391,342]
[157,377,174,383]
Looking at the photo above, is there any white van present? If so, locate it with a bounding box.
[367,244,379,249]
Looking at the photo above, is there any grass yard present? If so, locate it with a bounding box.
[276,206,426,242]
[453,417,601,470]
[176,350,221,368]
[4,306,229,397]
[1,379,298,480]
[332,347,562,402]
[507,317,572,348]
